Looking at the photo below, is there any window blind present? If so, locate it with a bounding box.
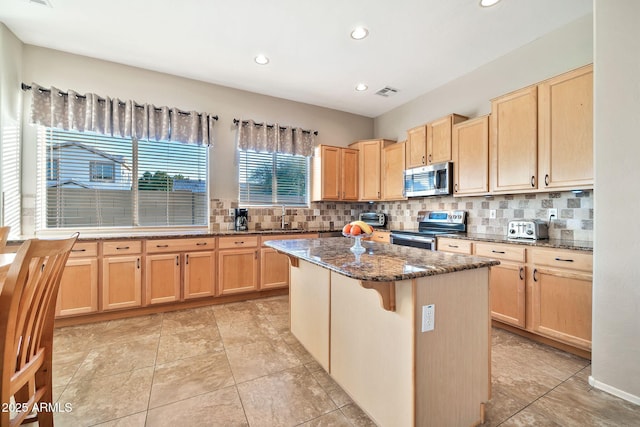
[39,128,208,229]
[238,151,309,206]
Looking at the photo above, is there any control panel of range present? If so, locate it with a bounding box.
[507,219,549,240]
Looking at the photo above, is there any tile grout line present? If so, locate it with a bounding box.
[143,311,165,426]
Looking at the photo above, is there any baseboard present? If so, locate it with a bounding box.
[589,376,640,405]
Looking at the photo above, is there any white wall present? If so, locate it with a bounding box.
[0,23,23,236]
[591,0,640,404]
[19,45,373,206]
[374,14,593,141]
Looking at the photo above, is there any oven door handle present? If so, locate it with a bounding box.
[390,234,435,244]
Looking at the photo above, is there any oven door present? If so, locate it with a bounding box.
[390,233,436,250]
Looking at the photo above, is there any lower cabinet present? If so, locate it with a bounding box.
[102,254,142,311]
[183,251,217,299]
[218,236,259,295]
[56,243,99,317]
[145,254,181,305]
[260,248,289,290]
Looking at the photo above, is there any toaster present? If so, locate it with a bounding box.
[507,219,549,240]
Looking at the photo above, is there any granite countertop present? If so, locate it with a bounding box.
[264,237,499,282]
[438,233,593,252]
[7,228,337,245]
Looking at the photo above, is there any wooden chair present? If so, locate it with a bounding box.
[0,234,78,427]
[0,226,10,253]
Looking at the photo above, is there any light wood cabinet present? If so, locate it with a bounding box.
[437,237,473,255]
[382,141,406,200]
[452,115,490,196]
[428,114,468,165]
[56,242,99,317]
[218,236,259,295]
[183,251,216,299]
[145,253,181,305]
[311,145,358,201]
[475,242,526,329]
[530,248,592,350]
[370,230,390,244]
[406,125,428,168]
[102,252,142,311]
[538,64,593,190]
[351,139,395,201]
[260,248,290,289]
[490,85,538,193]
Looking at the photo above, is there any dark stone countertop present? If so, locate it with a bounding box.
[265,237,499,282]
[438,233,593,252]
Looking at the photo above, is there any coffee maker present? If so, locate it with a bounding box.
[234,208,248,231]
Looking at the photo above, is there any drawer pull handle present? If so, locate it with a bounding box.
[156,244,169,248]
[554,257,574,263]
[491,250,506,254]
[235,241,244,244]
[72,248,86,252]
[448,244,459,248]
[533,268,538,282]
[116,246,130,250]
[519,267,524,281]
[196,242,208,246]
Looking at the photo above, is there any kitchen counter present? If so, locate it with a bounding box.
[265,236,498,282]
[266,236,493,426]
[439,232,593,252]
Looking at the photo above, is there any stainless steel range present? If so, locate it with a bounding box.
[390,210,467,250]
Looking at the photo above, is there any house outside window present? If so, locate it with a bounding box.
[238,150,309,206]
[89,161,116,182]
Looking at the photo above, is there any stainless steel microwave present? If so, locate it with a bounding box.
[403,162,453,197]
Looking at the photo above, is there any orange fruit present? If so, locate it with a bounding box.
[351,225,362,235]
[343,224,352,234]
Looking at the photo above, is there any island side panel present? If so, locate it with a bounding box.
[290,260,331,371]
[414,268,490,427]
[330,273,414,427]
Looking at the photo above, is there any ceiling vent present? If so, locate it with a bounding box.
[22,0,53,7]
[375,86,399,97]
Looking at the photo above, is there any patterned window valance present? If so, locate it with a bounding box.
[235,119,317,157]
[25,83,217,146]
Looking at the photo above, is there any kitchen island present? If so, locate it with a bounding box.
[265,237,499,427]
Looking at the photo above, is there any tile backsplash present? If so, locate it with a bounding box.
[211,190,593,242]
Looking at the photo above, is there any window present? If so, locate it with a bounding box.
[89,161,115,182]
[39,128,208,229]
[238,150,309,206]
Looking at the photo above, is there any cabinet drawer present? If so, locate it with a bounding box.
[69,242,98,258]
[218,236,259,249]
[102,241,142,256]
[147,237,216,253]
[530,248,592,272]
[475,242,525,263]
[438,238,472,254]
[370,231,391,244]
[261,233,318,246]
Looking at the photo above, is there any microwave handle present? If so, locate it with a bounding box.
[435,170,441,189]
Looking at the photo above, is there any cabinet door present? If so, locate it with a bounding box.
[490,262,526,328]
[358,140,382,200]
[218,249,259,295]
[184,251,216,299]
[490,86,538,192]
[260,247,290,290]
[146,253,181,305]
[531,267,592,350]
[56,258,98,317]
[452,116,489,196]
[406,125,427,168]
[341,148,359,200]
[382,142,406,200]
[102,256,142,311]
[312,145,341,201]
[538,65,593,190]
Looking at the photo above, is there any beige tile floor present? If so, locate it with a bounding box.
[48,295,640,426]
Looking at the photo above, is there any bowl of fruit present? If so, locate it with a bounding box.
[342,220,374,254]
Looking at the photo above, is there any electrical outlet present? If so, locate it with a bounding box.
[229,208,235,217]
[489,209,497,219]
[421,304,435,332]
[548,208,558,221]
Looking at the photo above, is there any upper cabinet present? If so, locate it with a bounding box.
[351,139,395,201]
[490,64,593,194]
[538,65,593,190]
[406,125,428,168]
[428,114,468,165]
[382,141,407,201]
[311,145,359,201]
[452,115,490,196]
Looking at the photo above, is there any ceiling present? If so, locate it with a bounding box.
[0,0,592,118]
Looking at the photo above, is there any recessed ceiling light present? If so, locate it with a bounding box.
[350,27,369,40]
[254,54,269,65]
[479,0,501,7]
[355,83,368,92]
